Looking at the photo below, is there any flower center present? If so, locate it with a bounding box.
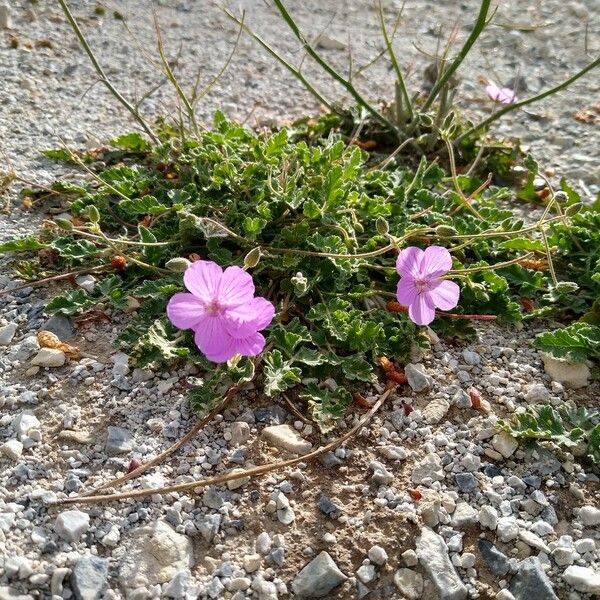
[414,278,430,293]
[206,299,224,315]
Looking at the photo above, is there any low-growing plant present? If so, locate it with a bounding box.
[500,405,600,465]
[2,114,598,430]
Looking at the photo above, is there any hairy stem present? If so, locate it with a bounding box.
[57,0,158,143]
[422,0,492,112]
[456,54,600,142]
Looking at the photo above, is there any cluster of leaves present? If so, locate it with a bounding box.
[2,114,599,430]
[536,323,600,363]
[500,405,600,465]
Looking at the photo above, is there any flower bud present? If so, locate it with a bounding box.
[54,218,73,231]
[555,281,579,294]
[86,205,100,224]
[243,247,261,269]
[291,272,308,297]
[435,225,458,237]
[565,203,582,217]
[165,257,191,272]
[376,217,390,236]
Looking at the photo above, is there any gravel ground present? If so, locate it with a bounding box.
[0,1,599,599]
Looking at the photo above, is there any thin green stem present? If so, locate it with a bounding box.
[57,0,158,143]
[444,137,484,219]
[376,0,412,120]
[272,0,398,134]
[449,252,534,274]
[422,0,492,112]
[540,227,558,286]
[456,54,600,143]
[224,9,334,112]
[72,228,177,247]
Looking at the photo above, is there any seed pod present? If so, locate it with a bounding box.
[435,225,458,237]
[376,217,390,236]
[243,247,261,269]
[86,205,100,224]
[565,203,582,217]
[165,257,191,272]
[54,218,73,231]
[555,281,579,294]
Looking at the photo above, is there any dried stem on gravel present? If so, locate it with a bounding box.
[83,383,241,496]
[57,0,159,144]
[55,386,394,506]
[0,265,109,298]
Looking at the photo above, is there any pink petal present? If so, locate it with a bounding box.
[219,266,255,308]
[167,293,206,330]
[193,315,235,363]
[486,81,502,101]
[396,277,418,307]
[231,331,266,357]
[428,279,460,310]
[498,87,517,104]
[224,297,275,338]
[396,247,423,277]
[183,261,223,303]
[421,246,452,278]
[408,293,436,326]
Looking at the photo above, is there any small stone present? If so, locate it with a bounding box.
[356,564,375,584]
[70,555,109,600]
[76,274,96,293]
[12,412,40,439]
[478,539,511,576]
[0,4,11,29]
[423,398,450,424]
[228,577,251,592]
[105,426,133,455]
[509,557,558,600]
[519,530,550,553]
[317,496,342,519]
[1,439,23,461]
[0,323,17,345]
[226,468,250,490]
[367,545,388,566]
[118,520,193,589]
[496,591,516,600]
[451,502,478,528]
[43,315,74,340]
[393,568,423,600]
[574,538,595,554]
[405,363,433,392]
[291,551,347,597]
[402,549,418,567]
[261,424,312,455]
[230,421,250,445]
[552,547,574,566]
[563,565,600,595]
[370,460,394,485]
[541,353,590,388]
[578,505,600,526]
[315,33,346,50]
[416,527,467,600]
[31,348,66,367]
[55,510,90,543]
[256,532,272,555]
[453,389,471,408]
[377,445,408,460]
[164,570,192,598]
[411,452,443,483]
[243,554,262,573]
[497,516,519,542]
[455,472,477,492]
[491,432,519,458]
[462,350,480,365]
[524,383,550,403]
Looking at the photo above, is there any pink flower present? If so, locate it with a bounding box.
[485,81,517,104]
[167,260,274,363]
[396,246,460,326]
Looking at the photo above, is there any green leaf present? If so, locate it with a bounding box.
[46,289,96,315]
[96,275,129,310]
[338,354,374,381]
[300,383,352,433]
[262,350,302,396]
[269,319,313,356]
[118,195,169,215]
[587,424,600,464]
[42,148,74,162]
[130,320,190,366]
[0,237,47,253]
[535,323,600,362]
[132,278,181,298]
[109,132,152,152]
[51,237,100,260]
